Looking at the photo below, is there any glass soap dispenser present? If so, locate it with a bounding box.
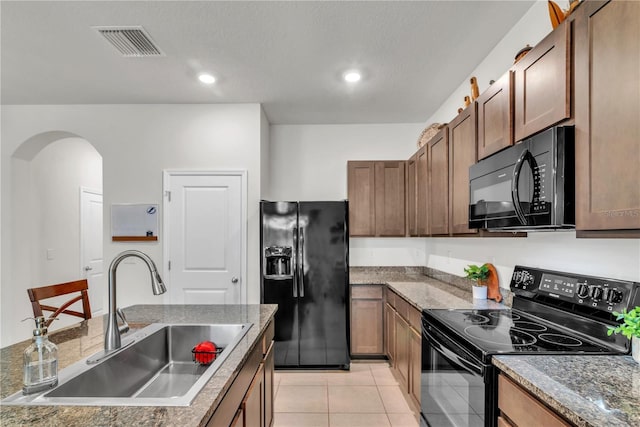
[23,316,58,394]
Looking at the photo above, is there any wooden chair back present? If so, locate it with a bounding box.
[27,279,92,327]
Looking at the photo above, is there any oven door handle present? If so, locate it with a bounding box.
[511,148,538,226]
[424,329,483,377]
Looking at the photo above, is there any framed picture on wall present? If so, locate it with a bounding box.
[111,203,159,241]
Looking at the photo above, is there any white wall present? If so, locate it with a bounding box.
[425,1,551,125]
[269,123,428,266]
[1,104,264,346]
[260,106,271,200]
[30,138,102,286]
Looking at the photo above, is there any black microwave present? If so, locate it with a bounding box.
[469,126,574,231]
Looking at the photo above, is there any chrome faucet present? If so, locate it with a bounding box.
[104,250,166,352]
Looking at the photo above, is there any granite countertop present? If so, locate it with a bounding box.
[0,304,277,427]
[350,267,506,311]
[493,355,640,427]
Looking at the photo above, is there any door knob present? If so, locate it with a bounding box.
[84,266,93,271]
[231,277,239,284]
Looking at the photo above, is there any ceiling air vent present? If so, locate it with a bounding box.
[93,26,164,57]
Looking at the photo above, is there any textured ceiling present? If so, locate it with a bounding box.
[1,1,535,124]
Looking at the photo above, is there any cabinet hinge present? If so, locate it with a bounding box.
[165,190,171,202]
[168,261,171,271]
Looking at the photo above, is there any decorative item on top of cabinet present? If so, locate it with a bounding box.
[514,19,571,142]
[470,77,480,101]
[513,44,532,64]
[477,70,514,160]
[548,0,581,29]
[448,104,478,235]
[574,0,640,236]
[427,126,449,235]
[418,123,444,148]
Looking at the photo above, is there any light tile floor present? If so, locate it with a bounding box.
[273,362,420,427]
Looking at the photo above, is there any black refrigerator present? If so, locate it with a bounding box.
[260,200,350,370]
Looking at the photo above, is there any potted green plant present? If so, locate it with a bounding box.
[607,307,640,364]
[464,264,489,299]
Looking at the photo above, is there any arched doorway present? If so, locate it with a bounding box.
[2,131,103,346]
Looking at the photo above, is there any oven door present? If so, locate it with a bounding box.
[421,323,494,427]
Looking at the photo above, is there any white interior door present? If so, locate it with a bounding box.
[80,188,104,315]
[164,171,246,305]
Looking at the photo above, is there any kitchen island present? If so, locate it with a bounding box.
[494,355,640,427]
[0,304,277,427]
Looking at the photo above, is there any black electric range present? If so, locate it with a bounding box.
[420,265,640,427]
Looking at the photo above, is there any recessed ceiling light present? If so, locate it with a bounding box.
[344,71,361,83]
[198,73,216,85]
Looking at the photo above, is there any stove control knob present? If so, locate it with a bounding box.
[603,288,624,304]
[576,283,589,298]
[589,286,603,301]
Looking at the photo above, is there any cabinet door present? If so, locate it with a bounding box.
[231,408,244,427]
[407,154,418,236]
[243,363,264,427]
[351,299,384,355]
[477,71,514,160]
[375,161,406,236]
[263,341,274,427]
[574,0,640,232]
[416,146,429,236]
[514,20,570,141]
[409,327,421,407]
[427,128,449,235]
[448,105,478,235]
[348,161,375,236]
[394,312,409,387]
[384,303,396,364]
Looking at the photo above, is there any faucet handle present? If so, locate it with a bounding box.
[116,307,130,334]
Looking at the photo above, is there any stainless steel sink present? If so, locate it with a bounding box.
[2,323,252,406]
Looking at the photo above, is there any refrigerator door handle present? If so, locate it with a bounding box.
[299,227,305,298]
[292,226,298,297]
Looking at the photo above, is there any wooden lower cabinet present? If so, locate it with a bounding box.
[394,312,410,386]
[206,320,275,427]
[408,327,421,407]
[383,288,421,408]
[384,302,396,364]
[498,374,571,427]
[243,363,264,427]
[351,285,384,356]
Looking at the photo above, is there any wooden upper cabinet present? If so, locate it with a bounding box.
[477,70,514,160]
[514,20,571,141]
[427,128,449,235]
[406,154,418,236]
[448,104,478,235]
[347,161,376,236]
[375,161,406,236]
[574,0,640,232]
[416,146,429,236]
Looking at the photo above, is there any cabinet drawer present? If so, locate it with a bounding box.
[408,305,421,332]
[385,288,396,308]
[498,374,570,427]
[395,294,409,320]
[352,285,383,299]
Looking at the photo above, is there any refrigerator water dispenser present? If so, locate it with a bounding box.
[264,246,292,278]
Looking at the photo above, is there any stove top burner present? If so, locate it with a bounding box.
[513,321,548,332]
[461,312,490,325]
[538,333,583,347]
[464,326,537,346]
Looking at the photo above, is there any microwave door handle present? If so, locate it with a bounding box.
[511,149,531,226]
[292,227,298,297]
[424,329,483,376]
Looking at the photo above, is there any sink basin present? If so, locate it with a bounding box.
[2,322,252,406]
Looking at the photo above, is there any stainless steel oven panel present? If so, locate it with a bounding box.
[421,324,495,427]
